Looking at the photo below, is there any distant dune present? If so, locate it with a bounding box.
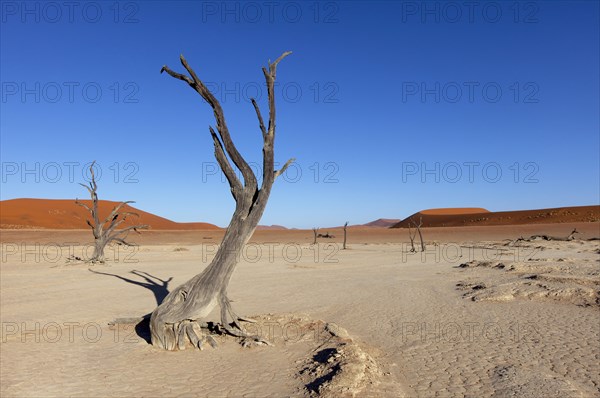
[4,199,598,231]
[363,218,402,228]
[256,225,288,230]
[392,205,600,228]
[0,198,220,230]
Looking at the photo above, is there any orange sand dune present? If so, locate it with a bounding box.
[0,198,219,230]
[392,205,600,228]
[362,218,402,227]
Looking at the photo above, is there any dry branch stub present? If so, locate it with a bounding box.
[343,221,348,250]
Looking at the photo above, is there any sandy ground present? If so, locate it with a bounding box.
[1,224,599,397]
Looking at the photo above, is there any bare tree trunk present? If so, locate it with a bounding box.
[312,227,318,245]
[150,52,294,351]
[415,216,425,252]
[566,228,580,241]
[407,222,416,252]
[76,161,148,263]
[521,228,581,242]
[343,222,348,249]
[91,237,107,262]
[408,217,425,252]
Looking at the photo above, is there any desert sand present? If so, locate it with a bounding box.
[1,223,599,397]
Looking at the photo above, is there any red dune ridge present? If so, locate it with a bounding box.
[419,207,490,215]
[2,199,598,231]
[0,198,219,230]
[392,206,600,228]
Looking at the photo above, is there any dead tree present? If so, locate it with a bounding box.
[76,161,148,263]
[150,52,294,350]
[407,222,417,252]
[415,217,425,251]
[312,227,318,245]
[512,228,581,243]
[566,228,580,240]
[343,221,348,249]
[409,217,425,252]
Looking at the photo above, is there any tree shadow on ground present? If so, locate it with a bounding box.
[89,269,173,344]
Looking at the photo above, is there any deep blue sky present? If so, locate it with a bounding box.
[1,1,599,228]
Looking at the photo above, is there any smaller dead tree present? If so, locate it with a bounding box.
[312,227,318,245]
[343,221,348,249]
[508,228,581,244]
[407,222,417,252]
[409,217,425,252]
[566,228,580,240]
[76,161,148,263]
[415,217,425,251]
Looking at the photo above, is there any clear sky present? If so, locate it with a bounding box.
[1,1,599,228]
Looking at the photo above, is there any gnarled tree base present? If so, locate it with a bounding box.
[150,291,272,351]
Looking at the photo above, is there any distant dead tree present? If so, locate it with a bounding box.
[408,216,425,252]
[566,228,580,240]
[312,227,318,245]
[407,222,417,252]
[343,221,348,249]
[505,228,581,246]
[150,52,294,350]
[415,217,425,251]
[76,161,148,263]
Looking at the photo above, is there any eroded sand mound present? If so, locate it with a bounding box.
[295,322,381,397]
[227,314,383,397]
[111,313,384,397]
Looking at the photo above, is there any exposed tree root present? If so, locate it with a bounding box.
[150,289,273,351]
[218,294,272,347]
